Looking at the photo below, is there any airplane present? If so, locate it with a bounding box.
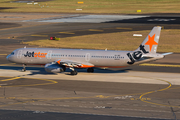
[6,26,172,75]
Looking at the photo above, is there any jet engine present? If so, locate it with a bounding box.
[45,63,64,73]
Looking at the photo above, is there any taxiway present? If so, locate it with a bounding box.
[0,13,180,120]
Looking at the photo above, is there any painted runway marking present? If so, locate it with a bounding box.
[138,79,180,108]
[59,32,75,34]
[0,23,53,35]
[0,83,142,101]
[116,27,132,30]
[0,63,16,66]
[0,76,58,87]
[131,98,151,101]
[103,28,114,29]
[114,95,133,99]
[96,95,109,98]
[0,54,7,55]
[0,93,143,103]
[0,77,20,82]
[31,35,48,37]
[0,76,58,108]
[7,78,57,87]
[88,29,103,32]
[1,75,176,111]
[140,63,180,68]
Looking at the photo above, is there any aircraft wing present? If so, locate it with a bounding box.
[55,59,94,68]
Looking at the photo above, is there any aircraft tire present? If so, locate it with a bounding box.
[63,67,66,72]
[71,70,78,75]
[61,66,66,72]
[22,69,26,72]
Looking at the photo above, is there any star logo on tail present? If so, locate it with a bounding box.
[145,34,158,51]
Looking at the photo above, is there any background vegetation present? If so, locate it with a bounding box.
[23,29,180,53]
[1,0,180,14]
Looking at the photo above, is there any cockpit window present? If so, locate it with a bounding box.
[11,52,14,55]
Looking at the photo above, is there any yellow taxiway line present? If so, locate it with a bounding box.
[0,76,178,108]
[0,75,143,108]
[59,32,75,34]
[0,76,58,88]
[0,76,142,101]
[31,35,48,37]
[0,23,54,31]
[7,78,58,88]
[89,29,104,32]
[0,92,142,108]
[139,78,180,108]
[140,63,180,68]
[0,63,16,66]
[0,92,142,101]
[0,99,36,108]
[0,54,7,55]
[0,77,20,82]
[116,27,132,30]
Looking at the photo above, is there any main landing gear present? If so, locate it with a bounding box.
[87,68,94,73]
[70,67,78,75]
[70,68,94,75]
[61,65,66,72]
[71,70,78,75]
[22,64,26,72]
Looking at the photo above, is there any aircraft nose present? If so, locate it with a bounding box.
[6,55,10,61]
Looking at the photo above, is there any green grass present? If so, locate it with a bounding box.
[23,29,180,53]
[1,0,180,14]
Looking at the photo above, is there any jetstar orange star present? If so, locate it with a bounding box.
[145,34,158,51]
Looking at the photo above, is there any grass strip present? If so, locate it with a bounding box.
[1,0,180,14]
[23,29,180,53]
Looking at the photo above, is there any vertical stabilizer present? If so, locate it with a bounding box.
[136,26,161,54]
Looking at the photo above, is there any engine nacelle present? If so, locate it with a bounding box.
[45,63,64,73]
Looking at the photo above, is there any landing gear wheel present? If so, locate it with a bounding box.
[22,64,26,72]
[62,66,66,72]
[22,68,26,72]
[71,70,78,75]
[87,68,94,73]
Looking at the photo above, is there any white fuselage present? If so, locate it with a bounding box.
[7,48,163,69]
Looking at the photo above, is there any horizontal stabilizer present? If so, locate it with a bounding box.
[142,56,153,59]
[161,52,173,56]
[142,54,156,59]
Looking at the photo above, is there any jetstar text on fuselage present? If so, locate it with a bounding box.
[24,51,47,58]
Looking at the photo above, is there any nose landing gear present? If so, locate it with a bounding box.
[22,64,26,72]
